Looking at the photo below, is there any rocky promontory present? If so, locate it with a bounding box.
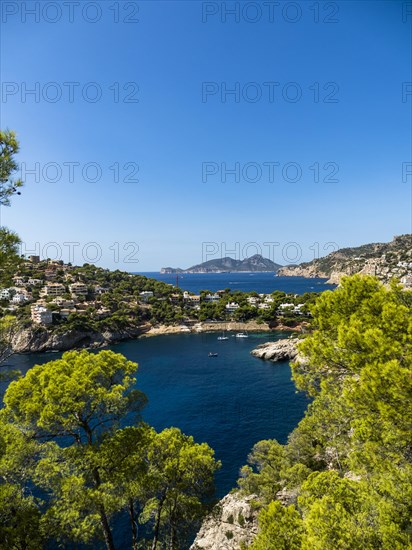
[276,235,412,287]
[251,337,300,362]
[190,493,259,550]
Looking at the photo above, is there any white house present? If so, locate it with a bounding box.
[278,303,295,310]
[0,289,11,300]
[225,302,240,313]
[28,278,43,286]
[11,293,30,305]
[31,305,53,325]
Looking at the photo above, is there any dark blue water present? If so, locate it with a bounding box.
[135,273,336,295]
[3,332,308,499]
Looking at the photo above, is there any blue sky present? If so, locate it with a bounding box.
[1,0,411,270]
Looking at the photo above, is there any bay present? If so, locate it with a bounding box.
[4,332,308,499]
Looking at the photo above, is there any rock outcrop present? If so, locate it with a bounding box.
[190,493,259,550]
[11,325,150,353]
[251,337,299,362]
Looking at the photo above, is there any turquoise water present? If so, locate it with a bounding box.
[135,272,336,295]
[5,331,308,499]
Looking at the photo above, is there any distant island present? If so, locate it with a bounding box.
[161,254,282,274]
[277,234,412,285]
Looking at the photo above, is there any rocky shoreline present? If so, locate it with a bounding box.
[10,325,151,354]
[251,337,300,362]
[140,320,273,338]
[10,320,305,354]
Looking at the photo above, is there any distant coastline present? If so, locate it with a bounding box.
[160,254,282,274]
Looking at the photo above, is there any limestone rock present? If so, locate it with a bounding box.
[251,338,299,362]
[190,493,259,550]
[11,326,147,353]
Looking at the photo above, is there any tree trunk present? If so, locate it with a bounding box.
[168,498,178,550]
[129,498,139,550]
[99,505,116,550]
[151,497,165,550]
[91,465,116,550]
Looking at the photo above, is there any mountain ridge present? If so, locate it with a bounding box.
[277,234,412,285]
[161,254,282,274]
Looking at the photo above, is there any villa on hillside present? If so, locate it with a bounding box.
[69,282,88,296]
[204,293,220,303]
[31,305,53,325]
[41,283,66,296]
[183,292,201,306]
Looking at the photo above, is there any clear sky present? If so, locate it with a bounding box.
[1,0,411,270]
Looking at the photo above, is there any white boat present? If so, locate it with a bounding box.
[235,333,249,338]
[217,336,229,340]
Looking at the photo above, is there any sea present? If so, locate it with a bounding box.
[135,272,337,294]
[4,331,309,499]
[2,275,333,548]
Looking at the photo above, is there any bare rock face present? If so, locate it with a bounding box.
[251,338,299,362]
[190,493,259,550]
[11,326,147,353]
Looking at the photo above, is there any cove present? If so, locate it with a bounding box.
[4,330,309,499]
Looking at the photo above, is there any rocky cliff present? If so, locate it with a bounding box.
[11,325,150,353]
[277,235,412,285]
[190,493,259,550]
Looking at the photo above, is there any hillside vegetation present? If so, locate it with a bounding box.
[236,275,412,549]
[277,235,412,284]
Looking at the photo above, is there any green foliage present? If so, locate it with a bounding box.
[2,349,144,442]
[239,276,412,549]
[238,511,245,526]
[249,501,303,550]
[0,350,220,550]
[0,129,23,207]
[0,227,22,286]
[292,275,411,397]
[238,440,286,502]
[0,316,19,379]
[0,483,43,550]
[140,427,220,549]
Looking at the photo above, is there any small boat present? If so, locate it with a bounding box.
[208,352,218,357]
[217,336,229,340]
[235,333,249,338]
